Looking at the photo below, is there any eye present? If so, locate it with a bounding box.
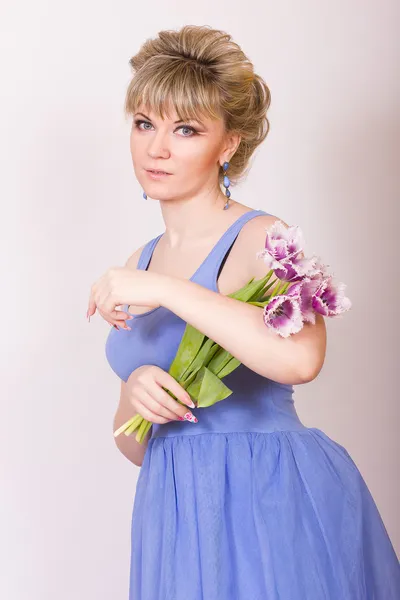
[133,119,198,137]
[176,125,198,137]
[134,119,153,131]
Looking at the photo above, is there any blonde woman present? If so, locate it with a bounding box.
[90,25,400,600]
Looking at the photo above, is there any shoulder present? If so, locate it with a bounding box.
[124,241,148,270]
[239,213,327,355]
[240,213,292,276]
[125,233,164,270]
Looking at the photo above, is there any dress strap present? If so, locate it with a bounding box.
[136,208,272,281]
[137,234,163,270]
[206,209,272,284]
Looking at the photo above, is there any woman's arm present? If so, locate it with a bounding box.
[158,216,327,385]
[113,379,151,466]
[112,243,150,467]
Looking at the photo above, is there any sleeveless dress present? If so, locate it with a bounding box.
[105,209,400,600]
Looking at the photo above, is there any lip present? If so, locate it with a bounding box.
[145,168,172,179]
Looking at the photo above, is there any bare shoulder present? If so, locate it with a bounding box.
[124,242,147,270]
[239,213,290,280]
[215,213,283,296]
[239,214,327,350]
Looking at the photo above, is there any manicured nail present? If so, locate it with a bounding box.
[183,412,198,423]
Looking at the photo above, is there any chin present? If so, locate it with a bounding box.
[143,189,176,201]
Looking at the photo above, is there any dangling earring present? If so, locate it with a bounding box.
[143,191,147,200]
[222,161,231,210]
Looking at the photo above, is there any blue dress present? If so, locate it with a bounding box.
[105,209,400,599]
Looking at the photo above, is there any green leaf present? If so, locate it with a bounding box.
[180,369,200,389]
[218,356,241,378]
[179,338,219,382]
[168,324,205,380]
[186,366,233,407]
[207,347,233,376]
[228,272,274,302]
[166,272,277,410]
[259,280,278,301]
[207,348,241,378]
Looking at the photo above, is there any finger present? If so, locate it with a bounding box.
[87,298,97,319]
[87,284,99,319]
[114,310,133,322]
[87,299,99,319]
[131,400,160,423]
[150,383,195,418]
[105,307,129,321]
[139,389,181,421]
[135,396,177,424]
[104,305,133,327]
[154,369,196,408]
[107,313,131,326]
[93,279,120,320]
[98,308,131,328]
[112,321,130,331]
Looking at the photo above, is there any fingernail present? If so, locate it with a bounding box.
[126,316,134,321]
[183,412,198,423]
[188,400,195,409]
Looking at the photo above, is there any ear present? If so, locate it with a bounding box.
[220,131,241,164]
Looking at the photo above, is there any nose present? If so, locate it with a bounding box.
[147,127,171,159]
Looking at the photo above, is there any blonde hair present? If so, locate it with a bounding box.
[125,25,271,186]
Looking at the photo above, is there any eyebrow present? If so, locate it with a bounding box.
[135,112,206,128]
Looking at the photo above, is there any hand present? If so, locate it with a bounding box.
[127,365,198,424]
[86,267,162,328]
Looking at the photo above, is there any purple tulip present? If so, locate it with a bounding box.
[258,223,352,336]
[262,294,304,338]
[311,276,352,317]
[256,220,320,282]
[286,276,323,325]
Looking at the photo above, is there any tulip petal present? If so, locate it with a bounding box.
[312,277,352,317]
[263,295,304,338]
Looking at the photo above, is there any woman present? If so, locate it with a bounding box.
[89,25,400,599]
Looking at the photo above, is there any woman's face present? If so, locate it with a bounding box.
[129,103,235,201]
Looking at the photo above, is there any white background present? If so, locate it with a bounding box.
[1,1,399,598]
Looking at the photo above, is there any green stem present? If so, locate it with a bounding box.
[113,273,295,443]
[114,413,141,437]
[136,419,152,444]
[248,301,268,308]
[124,413,143,436]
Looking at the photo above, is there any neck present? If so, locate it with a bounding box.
[158,190,237,248]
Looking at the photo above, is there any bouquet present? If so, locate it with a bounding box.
[114,220,352,443]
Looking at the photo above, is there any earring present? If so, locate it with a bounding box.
[143,191,147,199]
[222,161,231,210]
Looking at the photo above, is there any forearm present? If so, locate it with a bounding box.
[159,275,313,385]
